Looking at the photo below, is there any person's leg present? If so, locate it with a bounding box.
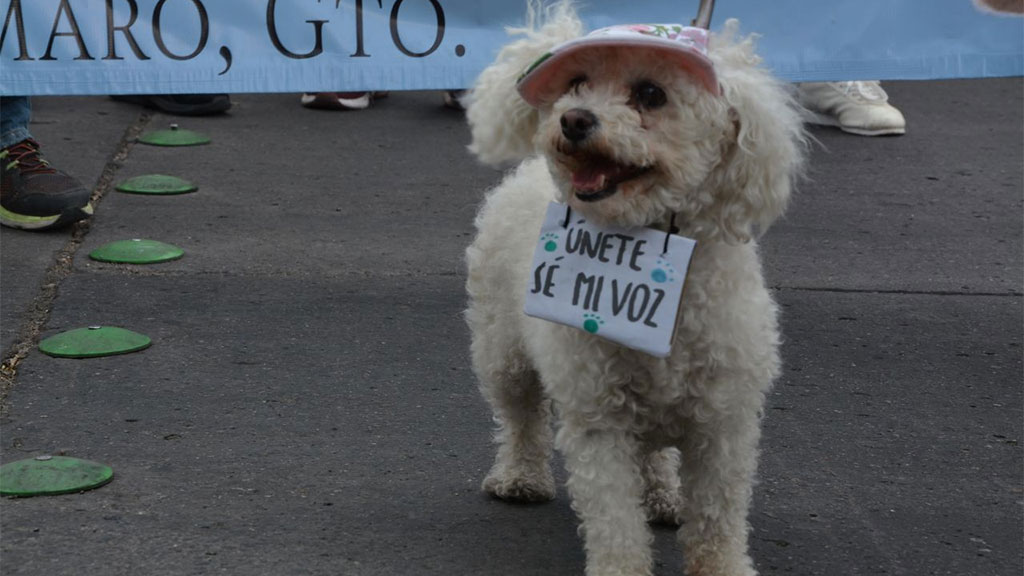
[1,96,33,148]
[1,97,93,231]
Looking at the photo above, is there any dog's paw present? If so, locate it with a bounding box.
[482,470,556,502]
[588,568,653,576]
[682,536,758,576]
[685,560,757,576]
[643,487,684,527]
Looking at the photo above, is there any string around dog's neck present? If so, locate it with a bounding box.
[660,212,681,255]
[560,205,681,255]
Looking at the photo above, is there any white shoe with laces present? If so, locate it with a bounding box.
[300,92,372,110]
[798,81,906,136]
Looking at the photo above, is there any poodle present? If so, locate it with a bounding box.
[463,3,806,575]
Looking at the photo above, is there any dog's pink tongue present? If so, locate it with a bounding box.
[572,165,614,192]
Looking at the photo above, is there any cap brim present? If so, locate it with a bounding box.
[517,36,720,107]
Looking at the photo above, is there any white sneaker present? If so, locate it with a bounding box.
[300,92,372,111]
[798,81,906,136]
[443,90,467,111]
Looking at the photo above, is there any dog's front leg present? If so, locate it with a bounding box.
[677,408,763,576]
[479,368,556,502]
[560,423,653,576]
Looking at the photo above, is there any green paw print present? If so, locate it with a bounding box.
[583,313,605,334]
[651,258,677,283]
[540,232,560,252]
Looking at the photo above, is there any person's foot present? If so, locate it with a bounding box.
[443,90,467,111]
[111,94,232,116]
[798,81,906,136]
[0,139,93,231]
[300,92,383,110]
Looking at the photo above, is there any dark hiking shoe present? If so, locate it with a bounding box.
[0,139,93,231]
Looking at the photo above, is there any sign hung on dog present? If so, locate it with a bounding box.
[524,202,696,358]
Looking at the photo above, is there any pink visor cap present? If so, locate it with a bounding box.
[517,24,720,107]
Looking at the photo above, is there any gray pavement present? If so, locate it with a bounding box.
[0,80,1021,576]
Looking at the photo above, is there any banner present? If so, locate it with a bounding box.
[1,0,1021,96]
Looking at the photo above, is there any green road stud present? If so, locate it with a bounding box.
[39,326,152,359]
[116,174,197,195]
[0,456,114,497]
[89,239,185,264]
[138,125,211,147]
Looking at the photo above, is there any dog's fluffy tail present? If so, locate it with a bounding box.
[465,1,583,166]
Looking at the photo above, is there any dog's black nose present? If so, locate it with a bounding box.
[561,108,599,142]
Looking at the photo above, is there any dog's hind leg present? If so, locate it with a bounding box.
[476,347,555,502]
[641,447,684,526]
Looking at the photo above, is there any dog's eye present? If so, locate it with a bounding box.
[632,81,667,110]
[568,75,588,93]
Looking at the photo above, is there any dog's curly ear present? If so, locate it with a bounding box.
[465,1,583,166]
[707,20,808,242]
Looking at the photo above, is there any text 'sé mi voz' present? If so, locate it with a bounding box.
[530,226,667,328]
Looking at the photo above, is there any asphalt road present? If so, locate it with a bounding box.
[1,79,1021,576]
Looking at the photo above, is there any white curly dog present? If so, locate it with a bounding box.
[464,3,806,575]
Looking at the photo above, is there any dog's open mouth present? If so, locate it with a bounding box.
[567,152,653,202]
